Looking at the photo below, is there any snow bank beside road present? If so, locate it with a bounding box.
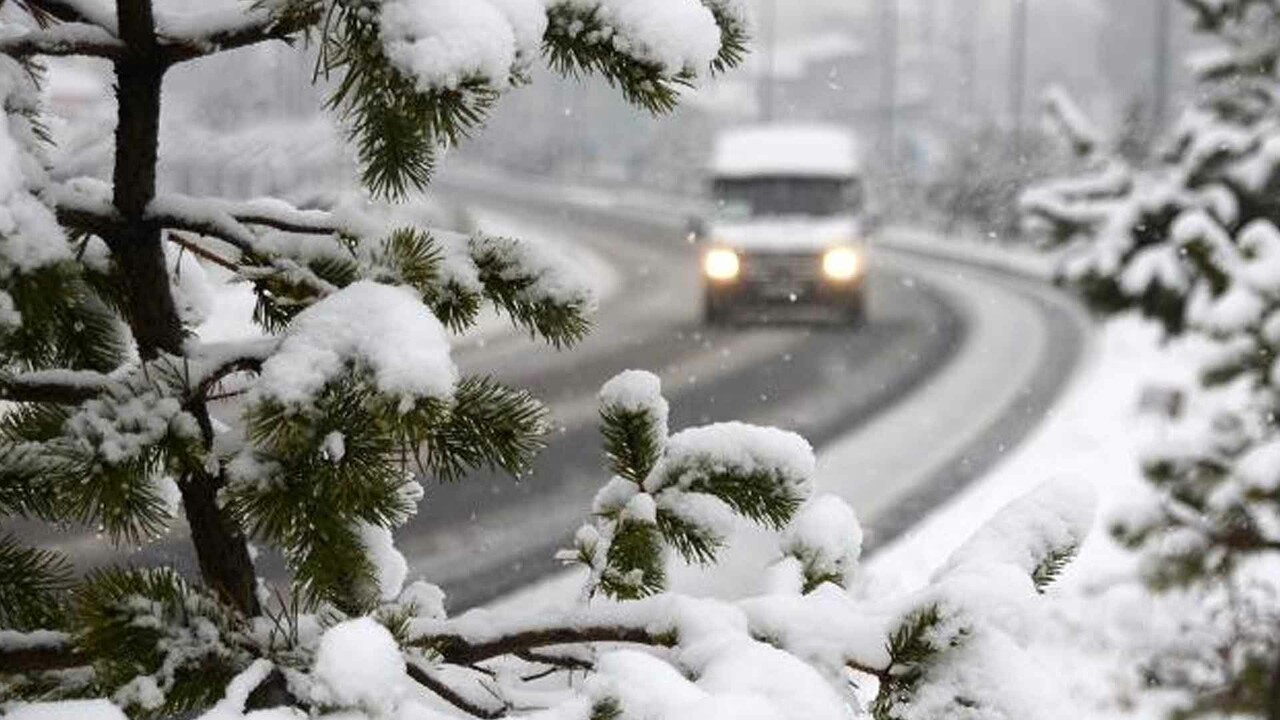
[865,316,1195,719]
[486,228,1090,615]
[876,225,1061,280]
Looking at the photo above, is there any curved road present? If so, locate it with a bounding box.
[17,176,1089,613]
[405,176,1090,608]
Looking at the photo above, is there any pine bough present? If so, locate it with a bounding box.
[1022,1,1280,715]
[0,1,1087,719]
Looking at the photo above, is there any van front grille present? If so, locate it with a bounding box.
[742,253,821,283]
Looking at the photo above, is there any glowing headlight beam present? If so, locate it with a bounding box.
[822,248,861,281]
[703,248,741,281]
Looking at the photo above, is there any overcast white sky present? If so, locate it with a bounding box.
[745,0,1187,128]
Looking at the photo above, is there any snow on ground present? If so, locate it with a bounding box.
[486,227,1078,609]
[481,221,1197,717]
[864,314,1197,719]
[185,196,1179,716]
[876,225,1059,280]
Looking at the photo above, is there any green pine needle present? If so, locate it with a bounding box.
[0,534,71,630]
[598,519,666,599]
[655,506,723,566]
[599,405,664,484]
[1031,544,1078,593]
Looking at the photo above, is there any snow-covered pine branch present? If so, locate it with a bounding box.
[0,363,1096,720]
[1042,85,1102,159]
[0,1,1091,718]
[1022,3,1280,715]
[0,22,125,60]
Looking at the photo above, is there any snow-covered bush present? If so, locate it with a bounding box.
[0,1,1086,718]
[1022,1,1280,715]
[926,123,1064,241]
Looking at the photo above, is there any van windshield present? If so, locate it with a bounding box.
[713,176,861,220]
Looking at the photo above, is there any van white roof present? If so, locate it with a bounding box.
[711,124,860,179]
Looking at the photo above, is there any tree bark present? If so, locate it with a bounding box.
[108,0,261,617]
[178,465,262,615]
[110,0,181,360]
[1268,646,1280,720]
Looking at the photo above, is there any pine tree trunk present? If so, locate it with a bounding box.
[1268,648,1280,720]
[110,0,178,359]
[109,0,261,617]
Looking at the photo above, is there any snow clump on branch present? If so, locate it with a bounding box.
[253,280,458,407]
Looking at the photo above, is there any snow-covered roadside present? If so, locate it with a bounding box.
[485,227,1091,613]
[876,225,1060,280]
[864,315,1194,719]
[492,313,1187,719]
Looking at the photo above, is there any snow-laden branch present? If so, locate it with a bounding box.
[405,659,507,719]
[51,182,343,297]
[155,3,323,65]
[0,631,84,673]
[188,339,280,400]
[16,0,117,31]
[146,194,340,249]
[0,22,124,60]
[412,617,671,667]
[0,340,275,409]
[0,369,116,404]
[53,181,340,242]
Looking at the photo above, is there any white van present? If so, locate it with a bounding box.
[697,124,869,324]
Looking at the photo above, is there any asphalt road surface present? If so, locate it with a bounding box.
[14,176,1089,613]
[403,176,1090,608]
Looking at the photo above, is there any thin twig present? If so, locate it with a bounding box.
[166,231,239,271]
[405,659,506,719]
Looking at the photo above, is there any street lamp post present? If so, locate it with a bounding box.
[879,0,899,174]
[1153,0,1172,131]
[1009,0,1029,161]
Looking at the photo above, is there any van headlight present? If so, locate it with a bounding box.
[703,248,741,281]
[822,247,861,281]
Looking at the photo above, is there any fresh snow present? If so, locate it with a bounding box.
[653,422,815,495]
[0,57,71,277]
[381,0,527,91]
[556,0,724,75]
[865,316,1201,719]
[358,523,410,602]
[0,629,71,651]
[311,617,407,714]
[253,281,458,407]
[380,0,725,94]
[4,700,128,720]
[165,240,216,326]
[780,494,863,588]
[599,369,669,437]
[937,478,1095,582]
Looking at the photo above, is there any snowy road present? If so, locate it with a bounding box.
[399,176,1091,608]
[16,178,1088,611]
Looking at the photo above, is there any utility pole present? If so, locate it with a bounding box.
[958,0,979,124]
[1009,0,1029,160]
[1152,0,1172,131]
[879,0,899,175]
[759,0,777,122]
[922,0,938,127]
